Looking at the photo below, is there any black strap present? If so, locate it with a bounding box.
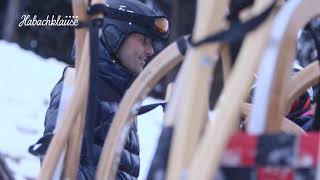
[28,133,54,156]
[75,21,91,29]
[227,0,254,22]
[227,0,255,65]
[176,36,188,55]
[82,18,104,166]
[188,0,275,47]
[137,103,166,115]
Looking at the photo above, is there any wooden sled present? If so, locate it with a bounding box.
[97,0,281,179]
[187,0,279,179]
[188,0,320,179]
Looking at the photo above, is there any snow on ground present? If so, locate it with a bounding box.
[0,40,163,179]
[0,41,66,180]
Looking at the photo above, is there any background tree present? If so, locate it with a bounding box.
[0,0,198,98]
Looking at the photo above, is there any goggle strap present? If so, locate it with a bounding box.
[87,4,167,32]
[188,0,275,47]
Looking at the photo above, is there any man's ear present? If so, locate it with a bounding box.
[101,24,123,55]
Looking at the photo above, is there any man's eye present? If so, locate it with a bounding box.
[143,37,147,43]
[143,37,151,45]
[139,37,145,43]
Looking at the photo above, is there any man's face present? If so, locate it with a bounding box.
[117,33,154,74]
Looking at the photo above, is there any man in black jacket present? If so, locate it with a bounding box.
[30,0,169,179]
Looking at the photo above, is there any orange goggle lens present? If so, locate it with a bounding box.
[154,18,169,34]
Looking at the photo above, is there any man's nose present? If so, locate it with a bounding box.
[145,44,154,57]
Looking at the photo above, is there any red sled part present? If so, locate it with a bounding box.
[221,133,257,167]
[297,132,319,167]
[257,167,294,180]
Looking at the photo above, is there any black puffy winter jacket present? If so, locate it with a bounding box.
[40,46,140,179]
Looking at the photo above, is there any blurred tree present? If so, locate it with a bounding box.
[17,0,74,64]
[0,0,199,98]
[3,0,20,42]
[0,0,8,38]
[148,0,196,99]
[1,0,74,64]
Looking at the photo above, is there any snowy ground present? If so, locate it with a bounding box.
[0,40,163,180]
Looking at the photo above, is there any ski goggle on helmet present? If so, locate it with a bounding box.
[101,2,170,40]
[97,0,170,56]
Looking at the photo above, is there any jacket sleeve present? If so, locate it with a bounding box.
[43,66,73,134]
[43,80,63,135]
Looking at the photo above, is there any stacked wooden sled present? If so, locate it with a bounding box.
[35,0,320,179]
